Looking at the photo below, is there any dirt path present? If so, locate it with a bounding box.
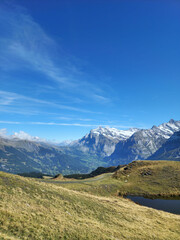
[41,173,112,184]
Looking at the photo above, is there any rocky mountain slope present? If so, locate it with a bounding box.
[106,119,180,165]
[148,130,180,161]
[71,126,139,157]
[0,137,88,175]
[0,119,179,174]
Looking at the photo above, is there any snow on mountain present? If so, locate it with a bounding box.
[148,130,180,161]
[89,126,139,140]
[0,119,179,174]
[153,119,180,139]
[71,126,139,157]
[107,119,180,164]
[56,140,73,146]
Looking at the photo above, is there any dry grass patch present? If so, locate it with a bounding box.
[114,160,180,197]
[0,171,180,239]
[59,161,180,198]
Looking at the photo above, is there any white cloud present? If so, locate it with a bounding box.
[0,128,46,142]
[12,131,44,142]
[0,128,73,144]
[0,128,7,137]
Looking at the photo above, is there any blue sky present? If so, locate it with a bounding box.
[0,0,180,141]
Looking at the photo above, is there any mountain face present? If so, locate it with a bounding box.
[70,126,139,158]
[107,119,180,165]
[0,119,180,175]
[148,130,180,161]
[0,137,88,175]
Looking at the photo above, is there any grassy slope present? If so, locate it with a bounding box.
[114,160,180,197]
[0,171,180,240]
[56,161,180,198]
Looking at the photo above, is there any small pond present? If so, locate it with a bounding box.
[126,196,180,215]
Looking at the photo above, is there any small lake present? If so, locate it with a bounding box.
[126,196,180,215]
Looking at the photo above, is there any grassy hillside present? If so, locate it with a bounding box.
[114,160,180,197]
[55,161,180,198]
[0,171,180,239]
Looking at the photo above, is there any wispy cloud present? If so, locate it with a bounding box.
[0,2,111,104]
[0,4,71,86]
[0,90,99,114]
[0,91,19,105]
[30,122,100,127]
[31,122,135,128]
[0,107,40,116]
[92,94,111,103]
[56,117,95,122]
[0,120,134,129]
[0,121,21,124]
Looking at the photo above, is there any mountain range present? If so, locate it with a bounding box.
[106,119,180,165]
[0,119,179,175]
[0,137,88,175]
[148,130,180,161]
[70,126,139,157]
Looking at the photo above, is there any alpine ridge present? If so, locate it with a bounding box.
[148,130,180,161]
[106,119,180,165]
[70,126,139,157]
[0,119,180,174]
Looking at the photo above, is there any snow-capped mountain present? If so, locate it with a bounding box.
[107,119,180,164]
[148,130,180,161]
[1,119,179,175]
[152,119,180,139]
[90,126,139,140]
[71,126,139,157]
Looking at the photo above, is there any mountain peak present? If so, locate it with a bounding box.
[73,126,139,158]
[90,126,139,139]
[169,119,175,124]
